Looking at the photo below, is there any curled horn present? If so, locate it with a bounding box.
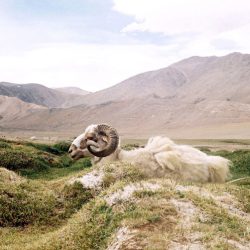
[86,124,119,157]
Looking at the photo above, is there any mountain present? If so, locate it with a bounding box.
[4,95,250,138]
[77,66,188,106]
[55,87,90,96]
[1,52,250,138]
[0,82,87,108]
[78,52,250,106]
[0,95,46,122]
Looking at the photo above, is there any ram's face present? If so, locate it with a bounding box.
[68,135,89,160]
[68,124,119,160]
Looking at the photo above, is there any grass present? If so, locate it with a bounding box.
[0,138,249,249]
[20,158,91,180]
[0,138,91,179]
[0,181,58,227]
[211,150,250,179]
[187,193,247,241]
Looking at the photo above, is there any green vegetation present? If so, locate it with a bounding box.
[102,162,146,188]
[0,138,91,179]
[198,144,250,180]
[0,140,11,149]
[211,150,250,179]
[187,193,248,242]
[0,180,58,227]
[0,138,249,249]
[22,140,71,155]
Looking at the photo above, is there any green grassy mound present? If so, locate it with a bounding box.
[0,139,249,249]
[0,169,94,227]
[0,138,91,178]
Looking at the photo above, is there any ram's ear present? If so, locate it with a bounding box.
[80,138,87,149]
[102,136,108,143]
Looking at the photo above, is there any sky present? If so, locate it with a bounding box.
[0,0,250,91]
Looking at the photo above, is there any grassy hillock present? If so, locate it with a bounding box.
[0,139,249,249]
[0,138,91,179]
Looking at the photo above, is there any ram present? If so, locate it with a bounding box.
[68,124,230,183]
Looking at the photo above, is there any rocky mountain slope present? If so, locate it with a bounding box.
[0,82,89,108]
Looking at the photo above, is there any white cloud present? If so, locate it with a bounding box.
[113,0,250,57]
[113,0,250,35]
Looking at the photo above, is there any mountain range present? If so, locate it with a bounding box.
[0,82,89,108]
[1,52,250,139]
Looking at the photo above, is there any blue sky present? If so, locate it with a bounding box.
[0,0,250,91]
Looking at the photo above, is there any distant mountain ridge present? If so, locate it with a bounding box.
[78,52,250,105]
[55,87,90,96]
[0,82,88,108]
